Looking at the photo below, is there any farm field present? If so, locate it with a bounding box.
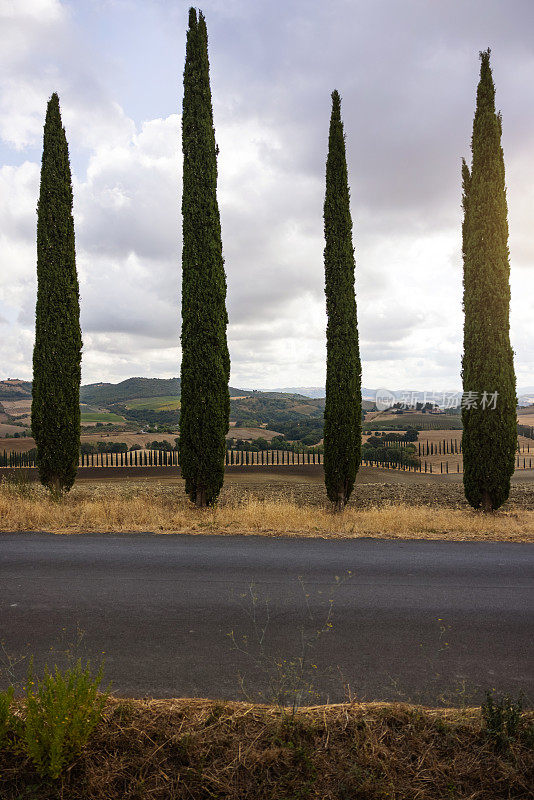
[364,410,463,430]
[227,425,282,440]
[80,411,127,425]
[124,395,180,411]
[0,398,31,416]
[0,424,26,437]
[0,426,286,453]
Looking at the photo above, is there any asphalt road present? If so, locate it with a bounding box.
[1,533,532,706]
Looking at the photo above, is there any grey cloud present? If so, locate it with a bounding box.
[1,0,532,387]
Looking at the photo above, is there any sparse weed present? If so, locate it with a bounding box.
[229,574,350,714]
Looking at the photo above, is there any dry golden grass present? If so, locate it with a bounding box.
[1,480,532,541]
[1,697,532,799]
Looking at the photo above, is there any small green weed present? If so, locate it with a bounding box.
[23,657,108,779]
[481,690,526,751]
[0,685,15,746]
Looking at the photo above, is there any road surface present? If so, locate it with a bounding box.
[1,533,532,705]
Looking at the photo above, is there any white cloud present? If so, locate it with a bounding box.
[0,0,532,391]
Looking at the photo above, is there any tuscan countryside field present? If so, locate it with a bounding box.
[1,1,533,798]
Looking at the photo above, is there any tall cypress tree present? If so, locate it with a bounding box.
[461,50,516,511]
[323,91,361,511]
[31,93,82,497]
[180,8,230,507]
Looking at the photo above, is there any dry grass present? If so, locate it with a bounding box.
[1,697,532,799]
[1,480,533,540]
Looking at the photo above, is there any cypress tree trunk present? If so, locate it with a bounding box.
[323,91,362,512]
[461,50,516,511]
[31,93,82,497]
[180,8,230,507]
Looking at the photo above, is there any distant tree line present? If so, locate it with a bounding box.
[362,438,420,469]
[517,424,534,441]
[226,437,323,455]
[113,405,180,427]
[80,439,180,455]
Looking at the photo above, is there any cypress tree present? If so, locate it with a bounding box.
[323,91,362,511]
[180,8,230,507]
[31,93,82,497]
[461,50,516,511]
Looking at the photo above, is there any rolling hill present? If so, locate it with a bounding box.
[80,377,251,406]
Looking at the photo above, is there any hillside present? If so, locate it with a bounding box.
[79,380,338,430]
[0,379,32,400]
[80,377,251,406]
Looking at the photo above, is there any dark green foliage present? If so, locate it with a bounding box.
[31,94,82,495]
[362,440,420,468]
[323,91,361,510]
[180,8,230,506]
[481,691,529,752]
[461,50,516,511]
[0,686,14,747]
[23,657,107,780]
[114,404,180,427]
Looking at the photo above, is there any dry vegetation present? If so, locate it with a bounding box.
[1,477,533,540]
[1,697,532,799]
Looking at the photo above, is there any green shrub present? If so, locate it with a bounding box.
[0,685,15,746]
[23,658,107,779]
[481,691,524,751]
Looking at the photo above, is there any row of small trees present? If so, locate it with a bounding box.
[30,9,516,512]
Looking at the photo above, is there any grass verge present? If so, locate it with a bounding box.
[1,697,532,799]
[0,480,533,540]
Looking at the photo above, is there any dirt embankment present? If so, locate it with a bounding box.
[1,698,532,800]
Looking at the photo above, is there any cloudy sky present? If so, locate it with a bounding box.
[0,0,532,391]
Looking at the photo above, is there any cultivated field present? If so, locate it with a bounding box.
[80,411,128,425]
[0,426,285,453]
[364,409,463,429]
[227,425,282,440]
[0,424,26,437]
[0,398,31,416]
[124,395,180,410]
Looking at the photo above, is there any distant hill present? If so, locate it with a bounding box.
[230,392,325,426]
[80,377,181,405]
[80,377,250,406]
[0,379,32,400]
[276,386,377,402]
[276,386,326,399]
